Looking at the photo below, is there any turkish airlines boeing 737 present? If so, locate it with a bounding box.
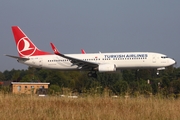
[6,26,176,77]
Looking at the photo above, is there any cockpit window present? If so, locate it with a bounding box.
[161,56,168,59]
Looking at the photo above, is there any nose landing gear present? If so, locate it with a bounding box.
[157,71,159,75]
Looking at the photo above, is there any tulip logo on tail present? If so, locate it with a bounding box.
[17,37,36,57]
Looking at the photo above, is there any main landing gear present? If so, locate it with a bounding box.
[88,71,97,78]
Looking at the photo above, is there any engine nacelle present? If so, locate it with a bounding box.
[98,64,116,72]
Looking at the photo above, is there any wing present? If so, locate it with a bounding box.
[50,43,98,70]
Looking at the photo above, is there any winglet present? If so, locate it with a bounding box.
[81,49,86,54]
[50,43,61,55]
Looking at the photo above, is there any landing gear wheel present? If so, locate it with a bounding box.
[88,72,97,78]
[157,71,159,75]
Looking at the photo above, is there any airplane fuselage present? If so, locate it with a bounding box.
[18,52,175,71]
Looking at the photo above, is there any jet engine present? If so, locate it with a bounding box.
[98,64,116,72]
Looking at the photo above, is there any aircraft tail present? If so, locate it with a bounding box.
[11,26,51,57]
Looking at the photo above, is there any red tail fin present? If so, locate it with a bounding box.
[11,26,51,57]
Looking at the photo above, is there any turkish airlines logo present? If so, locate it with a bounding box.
[17,37,36,56]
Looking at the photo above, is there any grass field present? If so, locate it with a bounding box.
[0,94,180,120]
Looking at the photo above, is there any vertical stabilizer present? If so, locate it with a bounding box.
[11,26,51,57]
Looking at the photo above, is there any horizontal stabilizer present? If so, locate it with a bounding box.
[5,54,29,60]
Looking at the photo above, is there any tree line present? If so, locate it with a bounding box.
[0,66,180,97]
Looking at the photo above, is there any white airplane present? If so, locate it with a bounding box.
[6,26,176,78]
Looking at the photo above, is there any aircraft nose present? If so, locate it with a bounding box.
[170,58,176,65]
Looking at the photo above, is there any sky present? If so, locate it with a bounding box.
[0,1,180,72]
